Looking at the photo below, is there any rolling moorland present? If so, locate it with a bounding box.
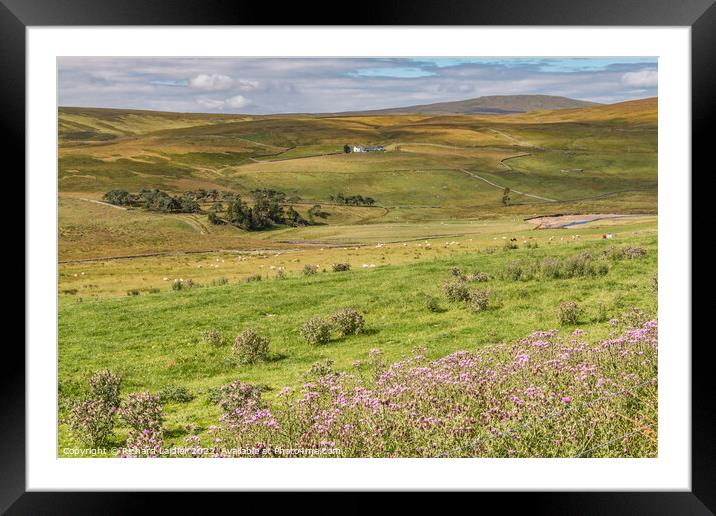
[57,96,658,457]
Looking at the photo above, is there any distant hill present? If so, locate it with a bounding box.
[58,106,250,140]
[336,95,600,116]
[505,97,657,125]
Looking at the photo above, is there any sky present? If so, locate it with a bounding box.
[57,57,658,114]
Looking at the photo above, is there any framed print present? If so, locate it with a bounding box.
[5,0,712,510]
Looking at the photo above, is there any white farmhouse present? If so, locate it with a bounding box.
[352,144,384,153]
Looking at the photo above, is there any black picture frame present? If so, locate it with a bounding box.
[4,0,709,510]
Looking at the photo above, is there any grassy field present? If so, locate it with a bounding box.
[59,224,657,456]
[59,215,656,298]
[57,99,658,457]
[58,98,657,261]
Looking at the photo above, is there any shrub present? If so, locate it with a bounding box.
[301,316,333,344]
[606,245,647,261]
[623,246,647,259]
[275,267,286,279]
[449,266,462,277]
[303,358,335,380]
[503,240,519,251]
[330,308,365,336]
[202,328,223,347]
[540,253,608,279]
[213,380,276,442]
[466,272,490,282]
[331,263,351,272]
[119,392,164,433]
[127,289,140,296]
[366,348,387,377]
[563,252,595,277]
[468,288,490,312]
[233,328,270,364]
[525,239,539,249]
[210,277,229,286]
[67,399,116,446]
[650,273,658,294]
[121,428,165,458]
[565,252,607,278]
[441,278,470,302]
[540,257,563,279]
[182,434,204,457]
[243,322,658,457]
[502,260,527,281]
[88,369,122,410]
[171,278,195,290]
[303,264,318,276]
[595,302,609,323]
[217,379,264,414]
[244,274,262,283]
[158,386,194,403]
[557,301,581,325]
[620,307,651,328]
[424,294,441,312]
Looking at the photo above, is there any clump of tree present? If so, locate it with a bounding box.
[331,192,376,206]
[207,209,221,225]
[102,188,199,213]
[103,189,133,206]
[284,206,307,227]
[220,188,308,231]
[182,188,222,202]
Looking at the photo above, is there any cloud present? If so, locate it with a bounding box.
[58,57,658,114]
[621,70,658,88]
[350,67,436,78]
[196,98,226,109]
[189,74,235,91]
[225,95,251,108]
[189,74,260,92]
[195,95,251,111]
[234,79,260,91]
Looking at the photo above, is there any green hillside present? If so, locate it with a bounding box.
[58,99,657,260]
[57,97,659,458]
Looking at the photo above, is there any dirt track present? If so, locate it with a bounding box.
[458,169,558,202]
[525,213,645,229]
[79,198,126,210]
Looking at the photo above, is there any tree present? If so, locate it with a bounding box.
[308,204,329,222]
[226,198,252,229]
[179,194,200,213]
[502,187,511,207]
[284,206,308,227]
[252,192,284,226]
[103,189,131,206]
[207,209,220,225]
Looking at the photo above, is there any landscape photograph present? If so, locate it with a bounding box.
[57,57,658,458]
